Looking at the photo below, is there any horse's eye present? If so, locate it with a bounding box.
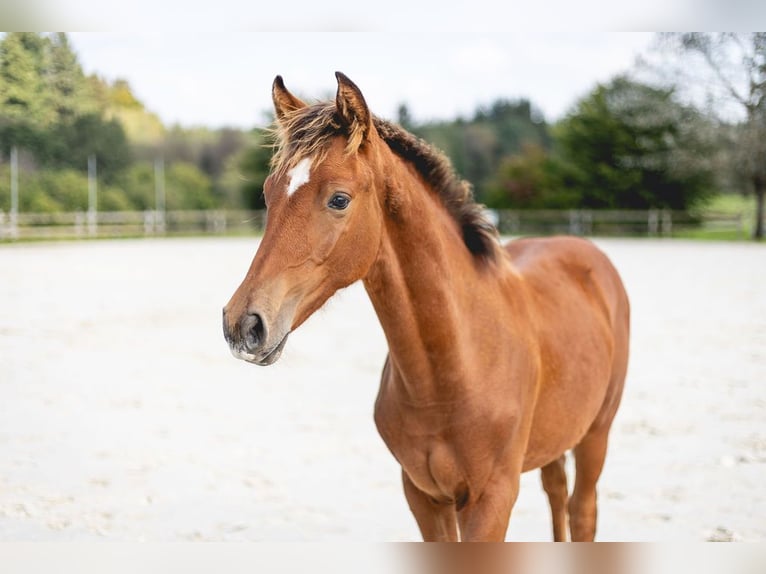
[328,193,350,210]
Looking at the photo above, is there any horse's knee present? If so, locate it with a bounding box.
[458,479,519,542]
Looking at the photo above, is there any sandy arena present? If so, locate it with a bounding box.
[0,237,764,541]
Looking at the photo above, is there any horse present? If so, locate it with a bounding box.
[222,72,630,541]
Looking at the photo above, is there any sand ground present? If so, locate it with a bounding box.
[0,237,764,541]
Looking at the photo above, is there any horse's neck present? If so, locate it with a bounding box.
[362,170,498,402]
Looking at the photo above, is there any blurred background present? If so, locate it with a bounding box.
[0,32,764,241]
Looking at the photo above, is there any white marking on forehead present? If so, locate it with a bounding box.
[286,157,313,197]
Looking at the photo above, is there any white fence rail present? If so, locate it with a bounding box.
[0,208,747,241]
[0,209,265,240]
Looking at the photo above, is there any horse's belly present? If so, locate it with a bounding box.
[522,358,612,471]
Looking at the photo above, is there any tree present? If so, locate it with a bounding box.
[659,33,766,239]
[396,103,414,131]
[486,144,579,209]
[199,127,246,179]
[164,162,215,210]
[50,113,132,182]
[0,33,52,127]
[116,162,156,210]
[554,76,716,210]
[0,33,51,154]
[413,98,550,202]
[47,32,95,122]
[237,130,272,210]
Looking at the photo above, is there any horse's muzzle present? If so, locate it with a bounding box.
[222,307,288,366]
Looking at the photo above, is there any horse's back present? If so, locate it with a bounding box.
[504,235,628,335]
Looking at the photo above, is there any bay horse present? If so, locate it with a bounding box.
[222,72,630,541]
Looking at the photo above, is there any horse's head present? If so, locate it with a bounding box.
[223,72,384,365]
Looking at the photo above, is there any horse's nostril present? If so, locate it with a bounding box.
[242,312,266,348]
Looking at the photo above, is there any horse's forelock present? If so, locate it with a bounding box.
[271,102,359,175]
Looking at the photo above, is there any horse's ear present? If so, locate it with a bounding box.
[335,71,371,147]
[272,75,306,123]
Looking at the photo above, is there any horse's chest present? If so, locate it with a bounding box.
[374,395,514,503]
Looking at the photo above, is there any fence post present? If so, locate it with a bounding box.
[144,210,154,235]
[205,210,227,233]
[569,209,585,235]
[87,154,97,237]
[10,146,19,240]
[154,157,166,234]
[648,209,659,236]
[74,211,85,237]
[582,210,593,236]
[500,211,520,235]
[661,209,672,236]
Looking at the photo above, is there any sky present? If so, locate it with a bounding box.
[67,33,656,130]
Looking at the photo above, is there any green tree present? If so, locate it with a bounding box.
[486,144,579,209]
[101,77,165,147]
[164,162,215,210]
[116,162,156,210]
[0,33,51,154]
[31,169,89,211]
[237,131,272,210]
[414,98,550,201]
[396,103,414,131]
[50,113,132,182]
[0,33,52,127]
[555,76,715,210]
[47,32,96,122]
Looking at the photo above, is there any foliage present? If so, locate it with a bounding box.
[115,162,156,210]
[0,32,750,221]
[0,166,88,211]
[0,33,53,128]
[163,162,215,210]
[552,76,716,210]
[114,161,216,211]
[237,130,272,210]
[0,33,238,213]
[413,99,550,202]
[48,114,132,182]
[47,33,98,121]
[485,144,579,209]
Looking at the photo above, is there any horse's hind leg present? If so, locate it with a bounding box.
[568,427,610,541]
[540,454,569,541]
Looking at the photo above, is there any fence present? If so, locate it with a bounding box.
[494,209,747,237]
[0,210,265,241]
[0,208,748,241]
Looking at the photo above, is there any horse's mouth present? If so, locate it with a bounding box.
[257,333,290,366]
[231,333,290,367]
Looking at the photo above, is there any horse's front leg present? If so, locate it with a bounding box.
[402,470,459,541]
[457,470,520,542]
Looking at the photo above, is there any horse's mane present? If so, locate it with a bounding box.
[271,102,501,263]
